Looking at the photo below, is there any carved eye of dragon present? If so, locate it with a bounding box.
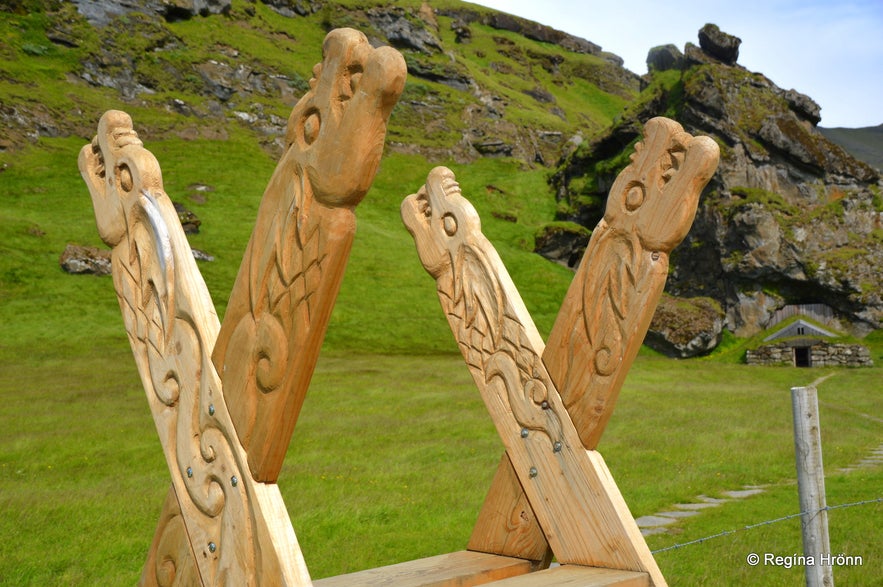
[442,213,458,236]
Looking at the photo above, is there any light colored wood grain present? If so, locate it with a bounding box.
[140,486,200,587]
[465,120,718,573]
[402,167,666,586]
[80,110,312,586]
[482,565,649,587]
[313,551,532,587]
[210,27,406,483]
[468,453,551,566]
[544,117,719,449]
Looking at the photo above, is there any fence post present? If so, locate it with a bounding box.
[791,386,834,587]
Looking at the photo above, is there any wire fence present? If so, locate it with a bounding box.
[651,497,883,554]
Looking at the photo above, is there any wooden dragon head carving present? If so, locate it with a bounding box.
[282,27,406,207]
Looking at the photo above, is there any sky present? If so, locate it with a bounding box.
[467,0,882,128]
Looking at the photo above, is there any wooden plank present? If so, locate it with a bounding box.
[543,117,719,449]
[211,28,406,482]
[468,453,551,566]
[402,167,666,586]
[80,110,312,586]
[483,565,649,587]
[313,551,532,587]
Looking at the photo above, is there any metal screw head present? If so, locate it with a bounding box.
[208,542,217,553]
[540,401,549,410]
[529,466,538,478]
[520,428,529,438]
[186,466,193,478]
[208,404,215,416]
[231,476,238,487]
[553,441,562,453]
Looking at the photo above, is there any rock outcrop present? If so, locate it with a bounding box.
[71,0,231,26]
[644,294,725,358]
[549,25,882,339]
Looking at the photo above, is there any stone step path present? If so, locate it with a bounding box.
[837,443,883,474]
[636,486,766,536]
[635,374,882,537]
[637,442,883,536]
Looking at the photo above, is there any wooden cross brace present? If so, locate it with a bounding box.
[400,120,719,587]
[79,29,406,586]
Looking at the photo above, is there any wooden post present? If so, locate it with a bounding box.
[791,386,834,587]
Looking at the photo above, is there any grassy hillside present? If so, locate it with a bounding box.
[820,124,883,171]
[1,2,881,585]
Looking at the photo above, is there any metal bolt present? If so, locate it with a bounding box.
[208,542,217,553]
[553,441,562,453]
[186,466,193,478]
[208,404,215,416]
[520,428,529,438]
[231,476,238,487]
[529,466,538,478]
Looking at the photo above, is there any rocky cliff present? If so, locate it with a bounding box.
[1,0,638,165]
[550,24,882,338]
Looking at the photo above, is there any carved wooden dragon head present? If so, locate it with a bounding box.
[604,116,719,254]
[282,27,406,208]
[401,166,485,279]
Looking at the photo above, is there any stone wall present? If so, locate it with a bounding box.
[746,342,873,367]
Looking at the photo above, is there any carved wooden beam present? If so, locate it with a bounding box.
[402,167,667,585]
[211,28,406,483]
[543,117,719,449]
[79,110,311,586]
[403,119,718,581]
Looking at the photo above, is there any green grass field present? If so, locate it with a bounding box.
[2,131,881,585]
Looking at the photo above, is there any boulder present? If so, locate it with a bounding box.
[783,89,822,126]
[645,294,725,358]
[60,244,112,276]
[260,0,321,18]
[646,44,683,72]
[533,222,590,269]
[451,17,472,44]
[697,23,741,65]
[191,248,215,262]
[366,7,443,54]
[471,138,513,157]
[173,201,202,234]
